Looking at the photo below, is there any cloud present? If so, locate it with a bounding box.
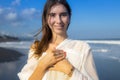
[0,7,41,27]
[11,0,21,6]
[0,8,3,14]
[0,7,19,27]
[0,7,41,37]
[5,12,17,21]
[21,8,41,19]
[22,8,36,15]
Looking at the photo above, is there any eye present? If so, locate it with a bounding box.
[49,13,56,17]
[61,12,68,17]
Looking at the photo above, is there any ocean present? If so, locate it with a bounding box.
[0,40,120,80]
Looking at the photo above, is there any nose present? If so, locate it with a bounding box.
[56,15,62,24]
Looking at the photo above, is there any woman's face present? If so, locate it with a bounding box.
[47,4,70,36]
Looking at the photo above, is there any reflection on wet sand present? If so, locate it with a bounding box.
[0,47,28,80]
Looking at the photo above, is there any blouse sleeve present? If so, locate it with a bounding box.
[65,41,99,80]
[17,50,38,80]
[81,48,99,80]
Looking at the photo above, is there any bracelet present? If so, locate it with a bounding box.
[68,67,74,77]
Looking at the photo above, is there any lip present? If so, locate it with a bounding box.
[56,26,63,27]
[55,25,64,29]
[54,25,64,27]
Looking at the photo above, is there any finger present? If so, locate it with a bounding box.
[55,49,64,54]
[55,53,64,58]
[64,52,66,57]
[56,55,65,62]
[51,47,56,53]
[54,50,65,57]
[57,50,66,58]
[53,49,60,56]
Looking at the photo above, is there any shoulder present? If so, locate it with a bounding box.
[28,40,40,58]
[66,39,91,51]
[67,39,90,48]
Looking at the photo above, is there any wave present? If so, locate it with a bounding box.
[85,40,120,45]
[0,41,32,49]
[0,40,119,51]
[0,41,110,53]
[109,56,120,62]
[92,49,109,53]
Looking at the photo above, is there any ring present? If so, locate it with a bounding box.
[54,52,59,56]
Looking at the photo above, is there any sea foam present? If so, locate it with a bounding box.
[85,40,120,45]
[0,41,32,49]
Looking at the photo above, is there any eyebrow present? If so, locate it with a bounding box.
[49,11,68,14]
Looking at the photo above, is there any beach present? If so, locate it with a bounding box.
[0,40,120,80]
[0,47,24,63]
[0,47,27,80]
[89,42,120,80]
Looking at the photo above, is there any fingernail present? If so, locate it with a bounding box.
[64,52,66,57]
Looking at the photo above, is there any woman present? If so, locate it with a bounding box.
[18,0,99,80]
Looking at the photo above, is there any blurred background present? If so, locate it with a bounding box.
[0,0,120,80]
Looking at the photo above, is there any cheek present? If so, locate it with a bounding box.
[47,17,55,30]
[63,17,70,25]
[48,17,54,26]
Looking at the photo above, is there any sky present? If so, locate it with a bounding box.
[0,0,120,39]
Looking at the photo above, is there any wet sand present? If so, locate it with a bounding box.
[0,47,27,80]
[0,47,24,62]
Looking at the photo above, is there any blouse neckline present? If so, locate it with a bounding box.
[56,38,68,49]
[42,38,68,55]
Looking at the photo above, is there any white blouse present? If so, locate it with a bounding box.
[18,39,99,80]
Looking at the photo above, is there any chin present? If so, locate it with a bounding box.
[55,31,65,35]
[54,28,66,34]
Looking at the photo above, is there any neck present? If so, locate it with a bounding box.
[51,34,68,45]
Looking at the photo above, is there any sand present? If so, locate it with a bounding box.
[0,47,24,63]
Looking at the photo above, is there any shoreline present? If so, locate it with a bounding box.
[0,47,24,63]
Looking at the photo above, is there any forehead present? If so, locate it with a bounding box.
[50,4,67,13]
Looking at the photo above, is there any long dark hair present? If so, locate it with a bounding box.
[31,0,71,57]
